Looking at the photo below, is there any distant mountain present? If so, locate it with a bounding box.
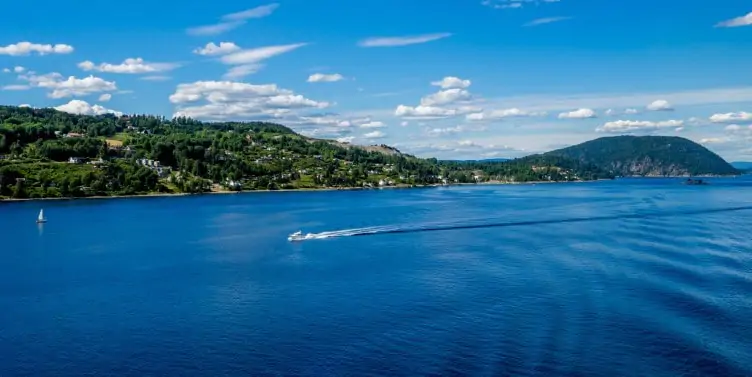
[731,162,752,171]
[544,136,738,177]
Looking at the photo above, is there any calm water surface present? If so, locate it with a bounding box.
[1,177,751,376]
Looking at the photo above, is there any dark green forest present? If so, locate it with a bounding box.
[3,105,733,200]
[545,135,739,176]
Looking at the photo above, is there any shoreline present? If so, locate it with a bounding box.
[0,179,586,203]
[0,175,734,203]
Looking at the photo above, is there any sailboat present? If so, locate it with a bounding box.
[36,209,47,224]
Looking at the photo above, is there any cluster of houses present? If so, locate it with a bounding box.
[137,158,171,177]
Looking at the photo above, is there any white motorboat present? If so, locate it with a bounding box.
[288,231,305,241]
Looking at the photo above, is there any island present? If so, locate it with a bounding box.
[0,105,739,200]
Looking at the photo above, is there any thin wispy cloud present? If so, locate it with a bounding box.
[220,43,307,65]
[524,17,572,27]
[715,12,752,28]
[222,3,280,21]
[482,0,561,10]
[358,33,452,47]
[187,3,280,36]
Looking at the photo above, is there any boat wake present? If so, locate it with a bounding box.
[289,204,752,242]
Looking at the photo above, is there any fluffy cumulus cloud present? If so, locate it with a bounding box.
[187,3,280,36]
[98,93,112,102]
[0,41,74,56]
[558,108,596,119]
[646,99,673,111]
[431,76,471,89]
[420,88,471,106]
[396,76,478,120]
[170,80,329,121]
[715,12,752,28]
[395,105,456,119]
[307,73,345,83]
[193,42,241,56]
[358,33,452,47]
[19,72,117,98]
[709,111,752,123]
[596,119,684,133]
[54,99,123,117]
[78,58,180,74]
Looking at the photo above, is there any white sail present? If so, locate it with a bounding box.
[37,209,46,222]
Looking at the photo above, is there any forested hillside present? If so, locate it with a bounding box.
[0,106,613,199]
[545,136,738,177]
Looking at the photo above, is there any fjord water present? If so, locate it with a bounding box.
[1,178,751,376]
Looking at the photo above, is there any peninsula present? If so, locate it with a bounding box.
[0,106,737,200]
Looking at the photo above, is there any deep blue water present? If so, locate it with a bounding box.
[1,177,751,376]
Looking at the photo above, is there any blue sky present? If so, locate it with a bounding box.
[1,0,751,160]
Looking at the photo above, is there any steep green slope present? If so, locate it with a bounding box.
[545,136,738,177]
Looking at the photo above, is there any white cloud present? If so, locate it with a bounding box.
[78,58,180,74]
[187,4,280,36]
[2,84,31,91]
[13,66,25,73]
[140,75,172,81]
[20,72,117,98]
[596,119,684,133]
[170,80,329,120]
[420,88,471,106]
[358,33,452,47]
[400,121,409,127]
[646,99,673,111]
[482,0,560,9]
[471,107,546,121]
[19,104,31,108]
[2,68,9,73]
[715,12,752,28]
[363,130,386,139]
[220,43,307,65]
[336,136,355,143]
[307,73,345,83]
[524,17,572,27]
[223,64,263,80]
[221,3,280,21]
[699,137,729,144]
[0,42,74,56]
[558,108,596,119]
[480,87,752,114]
[395,105,456,119]
[431,76,471,89]
[187,22,245,36]
[425,126,467,137]
[625,108,639,114]
[709,111,752,123]
[98,93,112,102]
[193,42,241,56]
[359,121,385,128]
[54,99,123,117]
